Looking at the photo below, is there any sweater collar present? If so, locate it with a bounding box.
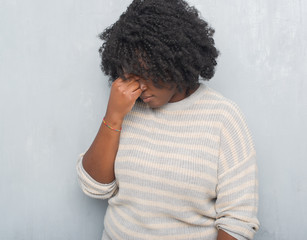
[148,81,207,112]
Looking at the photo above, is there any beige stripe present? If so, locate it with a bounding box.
[129,111,221,127]
[113,206,162,230]
[218,180,258,198]
[120,193,254,224]
[118,156,217,184]
[111,202,213,225]
[124,131,219,152]
[111,203,165,218]
[130,107,252,162]
[217,162,256,190]
[109,207,217,240]
[220,204,257,213]
[120,181,212,206]
[226,214,259,226]
[155,107,231,116]
[135,97,253,164]
[216,192,258,209]
[116,169,216,196]
[199,97,253,160]
[112,205,199,230]
[124,120,220,140]
[104,217,124,240]
[118,144,218,169]
[113,206,214,230]
[119,194,199,212]
[219,117,253,172]
[148,88,223,115]
[219,151,230,173]
[218,152,256,179]
[221,125,240,166]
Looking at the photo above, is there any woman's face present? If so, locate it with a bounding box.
[127,74,187,109]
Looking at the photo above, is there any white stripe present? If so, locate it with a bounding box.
[124,120,220,140]
[118,144,218,169]
[126,131,219,149]
[109,207,217,240]
[217,162,256,191]
[118,156,217,184]
[111,201,217,226]
[218,152,256,179]
[216,193,258,209]
[113,206,215,229]
[218,180,257,198]
[116,169,216,196]
[120,181,212,206]
[130,111,221,127]
[104,217,124,240]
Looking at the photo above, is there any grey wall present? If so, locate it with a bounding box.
[1,0,306,239]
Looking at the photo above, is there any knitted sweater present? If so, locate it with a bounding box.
[76,82,259,240]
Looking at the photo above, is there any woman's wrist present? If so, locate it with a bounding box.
[103,113,124,130]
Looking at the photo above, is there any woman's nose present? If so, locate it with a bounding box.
[139,81,147,91]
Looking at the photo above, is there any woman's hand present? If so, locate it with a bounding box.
[105,75,143,120]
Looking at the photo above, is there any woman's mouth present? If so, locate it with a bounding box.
[142,96,153,103]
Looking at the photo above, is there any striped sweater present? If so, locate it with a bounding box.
[76,82,259,240]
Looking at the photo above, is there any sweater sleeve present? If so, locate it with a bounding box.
[215,102,260,240]
[76,152,118,199]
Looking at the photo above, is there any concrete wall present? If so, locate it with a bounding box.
[1,0,306,239]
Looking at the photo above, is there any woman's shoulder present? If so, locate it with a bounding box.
[200,86,245,116]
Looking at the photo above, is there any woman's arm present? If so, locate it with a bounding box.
[215,100,259,239]
[217,230,237,240]
[82,76,143,184]
[82,113,123,183]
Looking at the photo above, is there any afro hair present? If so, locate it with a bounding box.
[98,0,219,101]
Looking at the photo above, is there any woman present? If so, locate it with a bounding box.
[76,0,259,239]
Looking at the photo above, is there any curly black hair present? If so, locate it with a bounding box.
[98,0,219,102]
